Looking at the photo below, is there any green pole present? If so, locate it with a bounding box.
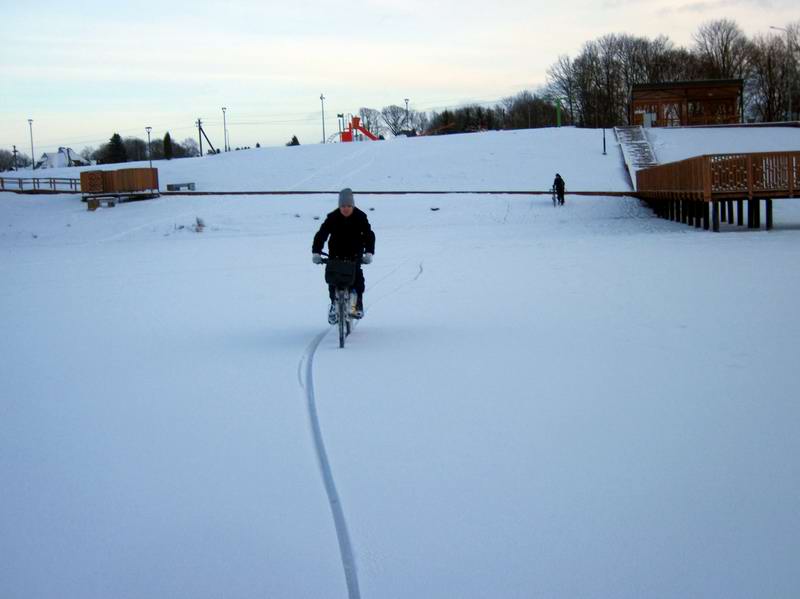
[556,99,562,127]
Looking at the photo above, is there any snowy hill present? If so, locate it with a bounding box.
[2,128,799,599]
[18,125,799,194]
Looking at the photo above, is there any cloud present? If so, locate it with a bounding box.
[657,0,772,15]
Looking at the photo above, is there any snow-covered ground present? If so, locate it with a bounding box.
[17,128,631,192]
[2,185,799,598]
[647,125,799,164]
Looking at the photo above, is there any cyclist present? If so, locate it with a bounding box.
[553,173,566,206]
[312,188,375,323]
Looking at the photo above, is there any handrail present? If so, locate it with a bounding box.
[0,176,81,193]
[637,151,800,200]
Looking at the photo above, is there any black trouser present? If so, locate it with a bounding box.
[329,266,364,308]
[557,189,565,204]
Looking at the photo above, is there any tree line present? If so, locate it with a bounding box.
[83,132,201,165]
[545,18,799,127]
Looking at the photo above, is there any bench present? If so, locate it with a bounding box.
[166,182,196,191]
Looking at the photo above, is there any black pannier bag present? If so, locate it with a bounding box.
[325,259,357,288]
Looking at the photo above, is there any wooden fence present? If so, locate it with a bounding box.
[636,151,799,231]
[637,151,799,201]
[0,176,81,193]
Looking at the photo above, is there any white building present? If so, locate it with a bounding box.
[35,147,91,169]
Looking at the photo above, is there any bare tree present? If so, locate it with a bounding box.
[748,33,791,121]
[693,19,752,79]
[358,107,384,136]
[380,105,407,135]
[181,138,200,157]
[546,55,578,123]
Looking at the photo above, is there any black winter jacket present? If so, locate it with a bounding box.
[312,207,375,259]
[553,175,565,192]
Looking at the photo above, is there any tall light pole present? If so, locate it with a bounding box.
[222,107,228,151]
[28,119,35,170]
[320,94,326,143]
[145,126,152,168]
[404,98,410,130]
[771,26,793,121]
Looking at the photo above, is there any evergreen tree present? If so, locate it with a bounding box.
[106,133,127,164]
[286,135,300,146]
[164,132,173,160]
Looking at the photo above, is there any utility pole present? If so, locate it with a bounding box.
[28,119,35,170]
[404,98,410,130]
[145,126,152,168]
[771,26,793,121]
[12,145,18,170]
[320,94,326,143]
[197,118,204,156]
[222,107,228,151]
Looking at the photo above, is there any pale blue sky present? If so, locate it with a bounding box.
[1,0,796,154]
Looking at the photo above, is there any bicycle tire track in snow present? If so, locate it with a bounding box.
[298,331,361,599]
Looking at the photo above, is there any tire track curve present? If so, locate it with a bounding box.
[298,330,361,599]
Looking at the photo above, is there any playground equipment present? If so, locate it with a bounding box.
[340,116,379,142]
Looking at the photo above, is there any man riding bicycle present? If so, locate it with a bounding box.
[312,188,375,323]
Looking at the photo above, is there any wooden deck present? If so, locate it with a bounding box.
[636,151,799,231]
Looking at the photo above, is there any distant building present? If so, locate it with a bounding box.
[630,79,744,127]
[35,147,92,169]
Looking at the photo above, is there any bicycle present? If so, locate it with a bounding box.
[319,253,361,348]
[552,186,557,207]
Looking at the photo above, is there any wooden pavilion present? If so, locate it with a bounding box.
[630,79,743,127]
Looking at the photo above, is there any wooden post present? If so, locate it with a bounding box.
[712,201,720,232]
[748,200,756,228]
[695,202,702,228]
[720,199,727,222]
[766,199,773,230]
[703,201,710,230]
[755,199,761,229]
[737,199,744,226]
[727,200,734,223]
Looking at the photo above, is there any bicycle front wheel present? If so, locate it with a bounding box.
[338,293,346,348]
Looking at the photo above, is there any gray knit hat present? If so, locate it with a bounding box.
[338,188,355,208]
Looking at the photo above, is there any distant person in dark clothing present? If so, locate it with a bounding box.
[553,174,565,206]
[312,188,375,321]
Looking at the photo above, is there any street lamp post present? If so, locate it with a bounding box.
[404,98,410,130]
[28,119,35,170]
[222,107,228,151]
[771,26,793,121]
[320,94,326,143]
[12,145,18,171]
[145,126,152,168]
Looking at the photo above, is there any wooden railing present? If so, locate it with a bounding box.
[0,176,81,193]
[637,151,799,201]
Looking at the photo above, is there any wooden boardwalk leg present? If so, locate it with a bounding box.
[737,199,744,226]
[712,201,720,232]
[695,202,702,228]
[703,202,710,230]
[766,199,773,230]
[720,200,727,222]
[748,200,756,228]
[755,199,761,229]
[727,200,734,223]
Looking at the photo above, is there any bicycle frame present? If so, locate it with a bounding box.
[319,253,361,348]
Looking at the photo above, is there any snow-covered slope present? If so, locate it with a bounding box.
[2,127,800,598]
[647,125,799,164]
[25,128,631,192]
